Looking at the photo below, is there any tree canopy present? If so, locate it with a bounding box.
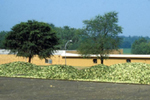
[131,37,150,54]
[77,12,122,64]
[0,31,8,49]
[49,24,84,50]
[4,20,59,63]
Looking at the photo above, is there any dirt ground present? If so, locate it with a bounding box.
[0,77,150,100]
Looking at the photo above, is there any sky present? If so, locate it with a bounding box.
[0,0,150,36]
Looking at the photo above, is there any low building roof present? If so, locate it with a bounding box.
[0,49,10,54]
[59,51,150,58]
[1,49,150,58]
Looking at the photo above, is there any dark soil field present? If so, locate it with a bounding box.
[0,77,150,100]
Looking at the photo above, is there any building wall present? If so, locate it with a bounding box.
[1,54,150,67]
[104,58,126,66]
[64,57,100,67]
[62,57,150,67]
[0,54,63,66]
[128,58,150,64]
[0,54,27,64]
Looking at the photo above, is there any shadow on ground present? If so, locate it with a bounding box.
[0,77,150,100]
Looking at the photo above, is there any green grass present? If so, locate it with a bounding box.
[0,61,150,84]
[123,48,131,54]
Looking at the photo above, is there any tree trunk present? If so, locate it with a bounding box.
[101,59,104,64]
[100,56,104,64]
[28,56,32,63]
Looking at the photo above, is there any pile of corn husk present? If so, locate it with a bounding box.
[0,61,150,84]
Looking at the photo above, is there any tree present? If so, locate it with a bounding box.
[119,40,131,48]
[78,12,122,64]
[131,37,150,54]
[0,31,8,49]
[4,20,59,63]
[50,24,84,50]
[118,36,150,49]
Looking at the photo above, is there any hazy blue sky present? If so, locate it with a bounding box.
[0,0,150,36]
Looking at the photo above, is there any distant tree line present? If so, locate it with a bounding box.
[0,31,8,49]
[131,37,150,54]
[1,28,150,50]
[119,36,150,48]
[48,25,150,50]
[49,24,84,50]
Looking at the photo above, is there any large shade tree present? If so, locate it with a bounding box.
[78,12,122,64]
[4,20,59,63]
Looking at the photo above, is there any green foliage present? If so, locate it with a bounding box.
[1,61,150,84]
[48,24,150,50]
[120,40,131,48]
[0,31,8,49]
[131,37,150,54]
[49,23,150,51]
[120,36,150,49]
[4,20,60,62]
[78,12,122,64]
[49,24,84,50]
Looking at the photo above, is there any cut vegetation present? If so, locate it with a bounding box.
[0,61,150,84]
